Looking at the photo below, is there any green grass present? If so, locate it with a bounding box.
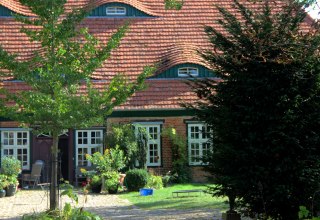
[119,183,228,210]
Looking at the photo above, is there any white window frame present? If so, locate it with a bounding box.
[178,67,199,77]
[134,123,161,167]
[1,130,30,170]
[106,6,126,16]
[75,130,103,167]
[187,123,211,165]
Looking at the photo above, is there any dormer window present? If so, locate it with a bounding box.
[0,5,14,17]
[106,6,126,16]
[178,67,199,77]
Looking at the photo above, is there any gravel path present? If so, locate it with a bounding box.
[0,189,223,220]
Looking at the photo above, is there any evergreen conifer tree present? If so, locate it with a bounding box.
[187,0,320,218]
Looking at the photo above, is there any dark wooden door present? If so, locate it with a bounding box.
[58,137,69,181]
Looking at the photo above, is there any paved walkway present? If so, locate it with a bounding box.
[0,189,223,220]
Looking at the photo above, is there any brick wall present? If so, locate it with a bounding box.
[107,116,211,182]
[0,116,213,183]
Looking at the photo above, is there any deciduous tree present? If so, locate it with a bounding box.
[0,0,153,210]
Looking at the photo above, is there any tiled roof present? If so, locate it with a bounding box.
[1,79,205,110]
[0,0,315,111]
[89,0,161,16]
[115,79,200,110]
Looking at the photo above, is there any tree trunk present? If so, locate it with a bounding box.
[50,133,59,210]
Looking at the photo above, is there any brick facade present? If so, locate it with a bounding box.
[107,116,211,183]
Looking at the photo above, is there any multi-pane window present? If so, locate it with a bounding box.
[188,124,211,165]
[1,130,30,170]
[106,6,126,15]
[178,67,199,77]
[76,130,103,166]
[135,124,161,166]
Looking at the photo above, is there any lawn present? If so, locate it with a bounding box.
[119,183,228,210]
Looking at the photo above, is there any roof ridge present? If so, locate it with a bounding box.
[1,0,161,17]
[91,0,161,16]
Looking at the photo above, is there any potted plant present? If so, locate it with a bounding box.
[0,174,8,198]
[5,176,18,197]
[104,171,119,194]
[89,175,102,193]
[1,156,21,177]
[86,146,126,193]
[0,157,21,197]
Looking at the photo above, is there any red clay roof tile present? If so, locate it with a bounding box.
[0,0,315,111]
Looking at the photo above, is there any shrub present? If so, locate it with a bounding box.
[104,171,119,191]
[125,169,149,191]
[86,146,126,173]
[146,174,163,189]
[105,123,138,170]
[1,157,21,176]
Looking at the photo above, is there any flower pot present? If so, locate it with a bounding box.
[91,184,102,193]
[6,184,17,197]
[0,189,6,198]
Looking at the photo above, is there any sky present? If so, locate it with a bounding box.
[306,0,320,19]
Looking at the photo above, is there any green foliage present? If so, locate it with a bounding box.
[125,169,149,192]
[86,146,126,174]
[60,182,78,204]
[299,206,310,219]
[0,156,21,187]
[90,175,102,188]
[105,123,138,170]
[135,127,148,169]
[298,206,320,220]
[1,156,21,177]
[164,0,184,10]
[0,0,154,134]
[162,128,191,183]
[0,174,9,190]
[23,181,102,219]
[22,205,102,220]
[146,174,163,189]
[187,0,320,219]
[80,169,96,179]
[106,124,149,170]
[104,171,119,191]
[6,175,18,185]
[0,0,154,209]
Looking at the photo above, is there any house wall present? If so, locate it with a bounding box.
[0,116,211,183]
[107,115,211,183]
